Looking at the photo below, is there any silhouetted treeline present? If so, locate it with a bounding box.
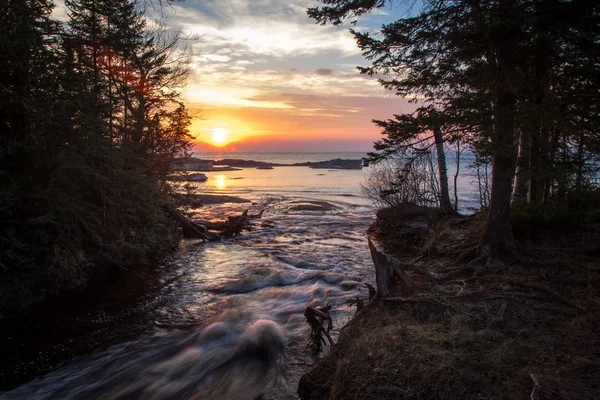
[0,0,192,308]
[311,0,600,257]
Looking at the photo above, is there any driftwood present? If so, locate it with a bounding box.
[304,304,334,351]
[220,210,252,237]
[166,205,265,241]
[165,204,214,241]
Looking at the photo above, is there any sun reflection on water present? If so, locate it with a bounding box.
[215,175,226,190]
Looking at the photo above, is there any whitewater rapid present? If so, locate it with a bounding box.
[1,193,376,399]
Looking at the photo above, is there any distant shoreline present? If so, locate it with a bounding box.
[172,157,365,171]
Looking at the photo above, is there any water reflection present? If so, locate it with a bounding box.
[214,175,226,190]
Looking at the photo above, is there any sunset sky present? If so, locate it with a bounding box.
[53,0,416,152]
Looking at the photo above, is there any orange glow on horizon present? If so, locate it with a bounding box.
[210,128,229,146]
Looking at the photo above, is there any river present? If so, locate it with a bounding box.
[1,153,481,399]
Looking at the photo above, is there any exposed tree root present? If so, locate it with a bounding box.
[435,265,477,282]
[304,304,334,352]
[508,280,587,312]
[530,374,541,400]
[451,290,533,300]
[453,245,478,265]
[365,283,377,301]
[382,296,449,308]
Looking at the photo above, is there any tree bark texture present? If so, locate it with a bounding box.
[512,128,530,202]
[433,125,453,213]
[480,0,518,257]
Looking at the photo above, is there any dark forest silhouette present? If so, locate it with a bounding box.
[0,0,192,308]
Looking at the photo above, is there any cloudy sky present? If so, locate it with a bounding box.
[54,0,416,152]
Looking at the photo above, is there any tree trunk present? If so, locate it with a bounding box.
[528,127,542,203]
[542,128,560,202]
[433,125,453,213]
[512,128,530,202]
[575,133,585,193]
[480,0,518,257]
[454,142,461,211]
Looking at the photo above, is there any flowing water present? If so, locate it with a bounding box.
[1,153,481,399]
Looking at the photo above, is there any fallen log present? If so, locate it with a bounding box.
[165,204,214,241]
[191,219,228,231]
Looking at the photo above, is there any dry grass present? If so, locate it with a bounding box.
[299,206,600,400]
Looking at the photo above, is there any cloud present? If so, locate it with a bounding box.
[169,1,361,59]
[315,68,334,76]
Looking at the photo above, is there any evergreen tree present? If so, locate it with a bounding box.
[309,0,600,257]
[0,0,193,309]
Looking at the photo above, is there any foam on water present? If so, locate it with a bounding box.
[2,154,483,399]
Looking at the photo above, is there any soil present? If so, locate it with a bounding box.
[298,206,600,399]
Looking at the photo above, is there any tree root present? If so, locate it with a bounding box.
[435,265,477,282]
[452,290,530,300]
[304,304,334,351]
[383,295,449,308]
[508,280,587,312]
[530,374,541,400]
[453,245,478,265]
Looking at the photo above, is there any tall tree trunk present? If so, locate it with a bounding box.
[454,142,461,211]
[480,0,518,257]
[575,132,585,194]
[542,128,560,202]
[433,125,453,213]
[527,33,551,203]
[512,128,530,202]
[528,127,542,202]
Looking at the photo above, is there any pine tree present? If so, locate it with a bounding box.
[309,0,599,257]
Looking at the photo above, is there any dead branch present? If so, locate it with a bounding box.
[348,296,365,314]
[530,374,541,400]
[164,204,214,241]
[304,304,334,351]
[220,209,254,237]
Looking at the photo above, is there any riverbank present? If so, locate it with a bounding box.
[299,206,600,399]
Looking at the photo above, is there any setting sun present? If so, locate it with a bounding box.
[211,128,229,146]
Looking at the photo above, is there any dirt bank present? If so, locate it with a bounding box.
[299,206,600,399]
